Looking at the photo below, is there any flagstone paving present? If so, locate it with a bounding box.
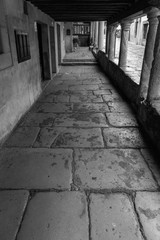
[0,50,160,240]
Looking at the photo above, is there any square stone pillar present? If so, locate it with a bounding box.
[138,7,160,102]
[118,20,132,68]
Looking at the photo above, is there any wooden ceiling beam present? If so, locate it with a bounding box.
[29,0,132,3]
[26,0,148,22]
[108,0,149,24]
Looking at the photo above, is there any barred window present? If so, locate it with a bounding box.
[15,30,31,63]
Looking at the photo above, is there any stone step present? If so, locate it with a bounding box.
[61,61,98,66]
[63,58,96,62]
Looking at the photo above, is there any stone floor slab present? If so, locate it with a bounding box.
[140,149,160,185]
[62,80,83,85]
[100,77,111,84]
[70,94,103,103]
[54,113,108,127]
[0,190,29,240]
[0,148,72,189]
[17,192,89,240]
[38,93,70,103]
[21,113,57,127]
[44,85,69,93]
[106,112,138,127]
[102,94,123,102]
[4,127,39,147]
[74,149,157,190]
[68,90,93,95]
[108,101,132,112]
[31,103,73,113]
[33,128,60,147]
[73,103,110,112]
[135,192,160,240]
[52,128,104,148]
[103,128,146,148]
[90,193,143,240]
[69,84,99,91]
[82,79,101,84]
[93,89,112,95]
[98,83,113,90]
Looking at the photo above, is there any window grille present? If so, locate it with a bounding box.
[14,30,31,63]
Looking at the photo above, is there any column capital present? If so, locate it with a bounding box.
[147,0,160,8]
[120,20,133,31]
[145,7,160,22]
[108,23,118,33]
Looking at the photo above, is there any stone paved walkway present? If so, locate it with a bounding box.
[0,51,160,240]
[64,47,96,62]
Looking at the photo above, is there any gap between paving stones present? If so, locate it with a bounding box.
[13,191,30,240]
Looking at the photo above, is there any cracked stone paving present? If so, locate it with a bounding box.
[0,49,160,240]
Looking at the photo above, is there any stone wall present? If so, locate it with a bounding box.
[96,50,139,108]
[96,50,160,153]
[138,102,160,151]
[0,0,58,143]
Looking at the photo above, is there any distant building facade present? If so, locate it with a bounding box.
[129,16,148,46]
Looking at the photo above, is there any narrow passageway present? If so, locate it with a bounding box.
[1,48,160,240]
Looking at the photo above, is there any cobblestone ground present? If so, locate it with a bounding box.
[0,48,160,240]
[114,38,145,84]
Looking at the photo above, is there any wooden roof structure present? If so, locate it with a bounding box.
[26,0,155,24]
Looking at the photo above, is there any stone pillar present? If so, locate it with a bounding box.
[139,7,160,101]
[90,22,94,43]
[108,24,117,61]
[105,24,110,55]
[118,20,132,68]
[98,21,105,51]
[94,21,99,47]
[147,16,160,102]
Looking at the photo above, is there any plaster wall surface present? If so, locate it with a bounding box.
[0,0,56,142]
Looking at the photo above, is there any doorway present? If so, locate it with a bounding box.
[37,22,51,80]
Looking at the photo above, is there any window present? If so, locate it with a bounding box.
[66,29,71,35]
[73,24,90,35]
[15,30,31,63]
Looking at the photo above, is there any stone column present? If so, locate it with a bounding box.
[105,24,110,55]
[98,21,105,51]
[94,21,99,47]
[118,20,132,68]
[90,22,94,43]
[138,7,160,101]
[147,16,160,102]
[108,24,117,61]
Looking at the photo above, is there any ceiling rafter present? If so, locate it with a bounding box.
[26,0,150,22]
